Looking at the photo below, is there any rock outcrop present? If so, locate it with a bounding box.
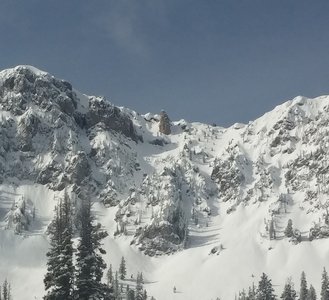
[159,110,171,135]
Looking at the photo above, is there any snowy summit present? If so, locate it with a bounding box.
[0,66,328,299]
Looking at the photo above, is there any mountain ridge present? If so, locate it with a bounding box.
[0,66,329,299]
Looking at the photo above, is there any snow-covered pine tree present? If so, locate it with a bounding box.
[127,288,135,300]
[284,219,294,238]
[107,264,113,286]
[2,279,11,300]
[135,272,144,300]
[119,256,127,280]
[44,192,74,300]
[300,271,308,300]
[238,289,247,300]
[307,285,317,300]
[142,289,147,300]
[248,283,257,300]
[113,271,119,300]
[256,273,276,300]
[321,268,329,300]
[75,199,111,300]
[280,278,297,300]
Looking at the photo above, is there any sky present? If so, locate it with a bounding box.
[1,1,329,126]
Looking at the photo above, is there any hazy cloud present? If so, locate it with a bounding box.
[93,0,168,57]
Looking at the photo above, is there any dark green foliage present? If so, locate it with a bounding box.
[248,283,257,300]
[119,257,127,280]
[107,264,113,285]
[284,219,294,238]
[300,271,308,300]
[256,273,276,300]
[269,220,276,240]
[2,279,11,300]
[136,273,144,300]
[75,199,111,300]
[321,268,329,300]
[113,271,119,299]
[127,289,135,300]
[307,285,317,300]
[280,279,296,300]
[44,192,74,300]
[238,289,247,300]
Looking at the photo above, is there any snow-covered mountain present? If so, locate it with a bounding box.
[0,65,329,299]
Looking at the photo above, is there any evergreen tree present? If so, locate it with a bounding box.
[238,289,247,300]
[300,271,308,300]
[143,289,147,300]
[321,268,329,300]
[285,220,294,238]
[281,279,297,300]
[113,271,120,300]
[127,289,135,300]
[107,264,113,286]
[44,192,75,300]
[269,220,276,240]
[136,273,144,300]
[75,199,111,300]
[119,257,127,280]
[139,272,144,284]
[248,283,257,300]
[2,279,11,300]
[307,285,317,300]
[257,273,276,300]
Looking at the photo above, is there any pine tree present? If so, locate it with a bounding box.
[44,192,74,300]
[107,264,113,286]
[248,283,257,300]
[321,268,329,300]
[119,256,127,280]
[136,273,144,300]
[269,220,276,240]
[75,199,111,300]
[238,289,247,300]
[127,288,135,300]
[113,271,120,300]
[300,271,308,300]
[143,289,147,300]
[307,285,317,300]
[281,278,297,300]
[2,279,11,300]
[257,273,276,300]
[285,219,294,238]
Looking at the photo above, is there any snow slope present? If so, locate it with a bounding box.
[0,66,328,299]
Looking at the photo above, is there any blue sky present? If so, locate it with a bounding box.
[1,1,329,126]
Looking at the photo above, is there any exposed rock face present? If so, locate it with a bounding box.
[86,96,140,142]
[159,110,171,135]
[0,65,140,201]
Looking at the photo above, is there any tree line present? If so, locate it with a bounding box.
[236,268,329,300]
[43,192,154,300]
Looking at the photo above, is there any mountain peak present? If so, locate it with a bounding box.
[0,65,49,81]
